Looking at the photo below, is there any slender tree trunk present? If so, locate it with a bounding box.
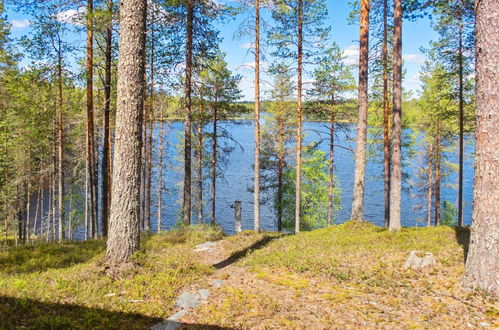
[68,187,73,240]
[389,0,402,232]
[25,177,30,244]
[295,0,303,234]
[145,18,155,233]
[351,0,370,222]
[57,46,65,242]
[382,0,391,228]
[253,0,261,232]
[84,156,89,240]
[101,0,113,237]
[46,181,52,242]
[457,17,464,227]
[183,0,194,226]
[197,104,203,224]
[39,180,44,238]
[211,105,218,225]
[34,186,41,237]
[426,141,434,226]
[106,0,146,265]
[140,97,147,231]
[434,125,441,225]
[157,109,164,233]
[277,114,284,232]
[86,0,97,240]
[463,0,498,296]
[327,104,335,226]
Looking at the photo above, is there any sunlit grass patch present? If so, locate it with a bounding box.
[0,225,224,328]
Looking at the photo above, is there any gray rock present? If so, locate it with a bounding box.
[403,250,437,269]
[194,241,219,251]
[211,279,224,288]
[175,291,201,309]
[150,309,188,330]
[151,320,182,330]
[198,288,210,300]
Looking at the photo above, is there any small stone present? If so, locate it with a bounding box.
[479,322,489,327]
[151,320,182,330]
[175,292,201,309]
[168,309,188,321]
[129,299,144,303]
[212,279,224,288]
[198,289,210,300]
[194,241,219,252]
[103,293,116,298]
[403,250,437,269]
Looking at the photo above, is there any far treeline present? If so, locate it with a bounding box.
[0,0,497,296]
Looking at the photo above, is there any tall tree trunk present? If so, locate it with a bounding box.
[157,109,164,233]
[25,175,30,244]
[183,0,194,226]
[253,0,261,232]
[382,0,391,228]
[86,0,97,240]
[106,0,146,265]
[140,97,147,230]
[277,114,284,232]
[145,17,155,233]
[197,104,203,224]
[457,17,464,227]
[57,44,65,242]
[327,103,335,226]
[84,153,89,240]
[46,180,52,242]
[351,0,370,222]
[389,0,402,232]
[434,125,441,225]
[211,105,218,225]
[463,0,498,297]
[426,141,434,226]
[34,186,41,237]
[100,0,113,237]
[294,0,303,233]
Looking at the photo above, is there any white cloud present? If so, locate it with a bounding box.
[342,45,359,65]
[406,72,422,86]
[241,42,254,49]
[55,7,86,25]
[403,54,426,64]
[11,19,30,29]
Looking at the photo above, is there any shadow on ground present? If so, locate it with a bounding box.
[0,296,232,329]
[213,235,281,269]
[454,226,470,262]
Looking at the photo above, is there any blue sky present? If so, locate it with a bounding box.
[6,1,438,101]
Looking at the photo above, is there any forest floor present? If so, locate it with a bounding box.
[0,222,497,329]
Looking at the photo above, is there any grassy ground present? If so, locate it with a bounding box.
[0,222,497,329]
[194,222,498,328]
[0,225,223,329]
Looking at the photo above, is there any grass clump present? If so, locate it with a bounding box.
[0,225,224,329]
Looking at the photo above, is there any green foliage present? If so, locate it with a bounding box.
[281,146,340,231]
[441,201,457,226]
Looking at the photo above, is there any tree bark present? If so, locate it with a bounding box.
[277,114,284,232]
[183,0,194,226]
[100,0,113,237]
[382,0,391,228]
[106,0,146,265]
[87,0,98,240]
[145,16,155,233]
[253,0,261,232]
[389,0,402,232]
[327,104,335,226]
[57,42,65,242]
[463,0,498,297]
[295,0,303,233]
[197,104,203,224]
[434,125,441,225]
[351,0,370,222]
[157,109,164,233]
[426,141,433,226]
[211,105,218,225]
[457,17,464,227]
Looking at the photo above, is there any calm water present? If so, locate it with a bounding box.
[139,119,475,234]
[30,119,475,239]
